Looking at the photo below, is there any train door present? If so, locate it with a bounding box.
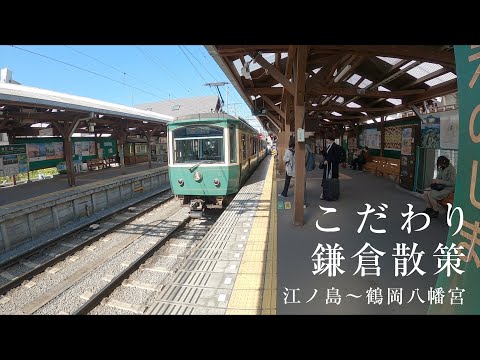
[240,132,247,183]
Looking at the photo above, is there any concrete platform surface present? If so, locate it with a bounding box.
[277,166,451,315]
[0,162,167,207]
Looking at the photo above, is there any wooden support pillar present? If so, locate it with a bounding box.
[281,94,293,175]
[277,128,285,175]
[293,45,307,226]
[113,123,128,172]
[338,125,345,147]
[64,137,75,186]
[284,120,291,153]
[118,139,125,168]
[94,132,99,158]
[380,115,385,156]
[147,135,152,169]
[144,126,159,169]
[53,116,83,187]
[351,121,359,147]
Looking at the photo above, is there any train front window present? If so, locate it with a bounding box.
[173,125,224,164]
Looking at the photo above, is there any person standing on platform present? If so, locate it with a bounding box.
[320,133,341,200]
[279,139,295,198]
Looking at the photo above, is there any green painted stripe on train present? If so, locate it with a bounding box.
[169,165,241,195]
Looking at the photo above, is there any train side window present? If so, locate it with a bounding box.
[241,134,246,160]
[230,127,237,163]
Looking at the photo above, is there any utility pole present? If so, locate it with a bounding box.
[228,103,242,117]
[226,84,229,114]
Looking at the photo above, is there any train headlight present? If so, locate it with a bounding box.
[193,171,202,182]
[178,178,184,186]
[213,178,220,187]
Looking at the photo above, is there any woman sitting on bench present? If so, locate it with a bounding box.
[422,155,456,218]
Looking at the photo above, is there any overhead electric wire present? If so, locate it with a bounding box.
[135,46,195,96]
[196,46,255,119]
[184,46,220,82]
[180,45,252,118]
[186,45,252,118]
[178,46,218,98]
[10,45,169,103]
[12,45,203,116]
[135,46,214,114]
[64,45,171,97]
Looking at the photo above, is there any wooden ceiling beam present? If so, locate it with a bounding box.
[265,111,283,131]
[216,45,289,56]
[280,45,296,113]
[304,105,394,112]
[275,53,281,70]
[2,112,79,122]
[325,55,357,86]
[251,52,295,95]
[400,68,450,89]
[360,80,457,117]
[403,80,457,107]
[261,95,286,120]
[246,87,283,96]
[306,54,344,91]
[307,86,425,98]
[319,115,364,120]
[333,55,366,84]
[309,45,455,67]
[364,60,421,106]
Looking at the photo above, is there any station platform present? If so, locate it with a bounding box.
[276,164,450,314]
[0,163,169,253]
[146,155,276,315]
[0,162,167,207]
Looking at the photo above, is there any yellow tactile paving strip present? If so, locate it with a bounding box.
[226,159,277,315]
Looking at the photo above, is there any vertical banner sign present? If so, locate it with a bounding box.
[429,45,480,314]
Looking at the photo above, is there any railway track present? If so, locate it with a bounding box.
[0,199,220,315]
[0,189,174,297]
[78,213,219,315]
[0,190,189,314]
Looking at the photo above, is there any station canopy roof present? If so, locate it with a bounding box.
[0,82,173,138]
[206,45,457,132]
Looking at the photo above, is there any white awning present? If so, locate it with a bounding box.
[0,82,174,124]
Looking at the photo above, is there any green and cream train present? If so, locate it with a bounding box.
[167,113,267,215]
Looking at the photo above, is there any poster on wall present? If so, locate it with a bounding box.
[384,126,402,151]
[76,141,96,157]
[74,142,82,156]
[358,132,364,147]
[27,142,63,162]
[27,143,46,161]
[365,128,380,149]
[420,114,440,148]
[439,110,459,149]
[81,142,90,156]
[401,128,412,155]
[0,144,28,176]
[89,142,96,155]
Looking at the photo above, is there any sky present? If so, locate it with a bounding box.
[0,45,263,129]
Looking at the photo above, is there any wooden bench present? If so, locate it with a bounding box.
[104,157,118,167]
[377,158,400,183]
[87,159,106,171]
[363,156,400,183]
[438,191,454,210]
